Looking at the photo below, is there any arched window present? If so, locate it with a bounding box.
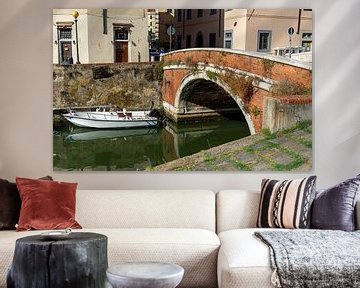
[195,32,203,48]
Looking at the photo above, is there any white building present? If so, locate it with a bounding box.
[224,9,312,56]
[53,9,149,64]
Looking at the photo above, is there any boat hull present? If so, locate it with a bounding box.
[63,112,159,129]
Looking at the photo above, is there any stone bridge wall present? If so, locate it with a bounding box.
[53,63,162,110]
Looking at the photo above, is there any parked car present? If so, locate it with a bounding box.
[149,49,160,61]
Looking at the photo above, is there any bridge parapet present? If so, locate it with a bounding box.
[163,48,312,88]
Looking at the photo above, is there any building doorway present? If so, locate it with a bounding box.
[60,42,73,64]
[57,26,73,64]
[114,27,130,62]
[115,42,128,62]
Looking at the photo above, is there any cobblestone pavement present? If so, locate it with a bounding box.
[152,122,312,171]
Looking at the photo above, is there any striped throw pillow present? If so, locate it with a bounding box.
[257,176,317,229]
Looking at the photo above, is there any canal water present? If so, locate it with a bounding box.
[53,117,250,171]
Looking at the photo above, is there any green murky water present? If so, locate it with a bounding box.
[53,117,250,171]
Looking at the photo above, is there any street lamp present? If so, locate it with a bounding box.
[72,10,80,64]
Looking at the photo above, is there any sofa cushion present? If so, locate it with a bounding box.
[76,190,216,231]
[311,174,360,231]
[216,190,260,233]
[257,176,316,229]
[16,177,82,231]
[0,228,220,288]
[217,228,276,288]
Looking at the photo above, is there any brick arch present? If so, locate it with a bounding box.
[174,71,256,134]
[162,48,312,133]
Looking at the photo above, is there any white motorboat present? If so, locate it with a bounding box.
[63,108,160,129]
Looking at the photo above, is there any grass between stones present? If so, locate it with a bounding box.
[152,120,312,171]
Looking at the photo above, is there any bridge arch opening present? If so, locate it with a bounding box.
[174,72,256,134]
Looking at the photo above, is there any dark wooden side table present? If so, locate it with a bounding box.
[7,232,108,288]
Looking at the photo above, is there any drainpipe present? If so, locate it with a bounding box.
[297,9,302,34]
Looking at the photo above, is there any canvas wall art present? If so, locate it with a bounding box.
[53,9,313,171]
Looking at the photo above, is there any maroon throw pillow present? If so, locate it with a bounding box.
[16,177,82,231]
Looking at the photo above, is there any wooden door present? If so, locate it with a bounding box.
[115,42,128,62]
[60,42,72,64]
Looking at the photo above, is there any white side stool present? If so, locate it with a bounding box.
[106,262,184,288]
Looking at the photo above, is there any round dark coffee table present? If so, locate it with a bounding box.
[106,262,184,288]
[7,232,108,288]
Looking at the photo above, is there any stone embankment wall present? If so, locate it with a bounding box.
[53,63,162,110]
[263,95,312,133]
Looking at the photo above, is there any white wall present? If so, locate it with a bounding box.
[0,0,359,191]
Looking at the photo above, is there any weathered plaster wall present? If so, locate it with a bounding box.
[1,0,359,191]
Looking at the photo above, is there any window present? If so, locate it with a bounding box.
[209,33,216,47]
[115,29,128,41]
[224,30,232,48]
[257,30,271,52]
[177,35,182,50]
[186,35,191,48]
[59,29,72,40]
[210,9,217,15]
[301,32,312,52]
[195,32,204,47]
[186,9,192,20]
[197,9,203,17]
[177,9,182,22]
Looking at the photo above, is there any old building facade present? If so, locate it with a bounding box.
[53,9,149,64]
[224,9,312,56]
[173,9,224,50]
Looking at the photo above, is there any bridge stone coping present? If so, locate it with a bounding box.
[164,48,312,71]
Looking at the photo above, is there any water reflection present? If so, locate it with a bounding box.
[53,117,250,171]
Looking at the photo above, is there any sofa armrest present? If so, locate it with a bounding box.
[356,200,360,230]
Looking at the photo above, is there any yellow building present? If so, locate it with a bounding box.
[224,9,312,55]
[53,9,149,64]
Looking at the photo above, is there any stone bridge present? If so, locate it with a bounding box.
[161,48,312,134]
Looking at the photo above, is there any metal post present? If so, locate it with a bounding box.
[72,10,80,64]
[75,19,80,63]
[169,23,172,52]
[289,36,292,58]
[288,27,294,59]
